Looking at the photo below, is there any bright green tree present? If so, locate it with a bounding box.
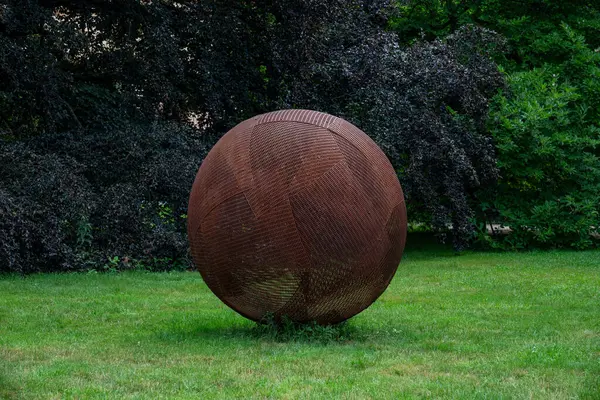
[393,0,600,248]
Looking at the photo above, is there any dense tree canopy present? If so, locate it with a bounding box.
[1,0,597,272]
[393,0,600,56]
[392,0,600,248]
[1,0,507,273]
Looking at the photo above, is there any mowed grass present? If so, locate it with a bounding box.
[1,247,599,399]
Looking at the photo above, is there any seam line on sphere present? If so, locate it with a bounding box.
[327,128,382,164]
[192,216,268,323]
[242,191,259,220]
[198,189,245,225]
[192,223,213,279]
[288,159,345,197]
[288,197,313,268]
[328,131,367,193]
[283,199,313,317]
[274,273,305,317]
[380,201,406,230]
[256,109,323,125]
[254,120,336,129]
[330,130,405,226]
[192,208,272,323]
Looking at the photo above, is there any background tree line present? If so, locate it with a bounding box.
[1,0,599,273]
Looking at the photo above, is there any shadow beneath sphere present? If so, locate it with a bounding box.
[152,313,367,345]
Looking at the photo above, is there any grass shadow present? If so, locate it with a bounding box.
[247,314,362,344]
[151,313,367,345]
[403,232,456,261]
[579,364,600,400]
[0,368,21,399]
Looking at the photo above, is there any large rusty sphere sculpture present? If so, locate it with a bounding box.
[188,110,407,325]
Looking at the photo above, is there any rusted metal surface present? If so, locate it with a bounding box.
[188,110,407,324]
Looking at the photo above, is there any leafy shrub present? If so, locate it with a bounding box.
[482,47,600,248]
[1,0,508,265]
[392,2,600,249]
[391,0,600,66]
[0,122,209,274]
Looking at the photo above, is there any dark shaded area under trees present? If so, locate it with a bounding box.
[1,0,598,273]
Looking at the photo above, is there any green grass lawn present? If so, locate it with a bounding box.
[1,248,599,399]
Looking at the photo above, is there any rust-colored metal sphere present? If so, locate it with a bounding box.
[188,110,407,324]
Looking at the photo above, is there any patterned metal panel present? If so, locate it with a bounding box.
[188,110,407,324]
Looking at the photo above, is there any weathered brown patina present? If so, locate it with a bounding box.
[188,110,407,324]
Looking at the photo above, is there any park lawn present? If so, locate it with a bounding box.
[1,249,599,399]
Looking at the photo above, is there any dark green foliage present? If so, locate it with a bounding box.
[0,0,219,272]
[0,0,268,137]
[0,123,207,274]
[481,35,600,248]
[392,1,600,61]
[394,0,600,249]
[1,0,507,271]
[0,145,93,272]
